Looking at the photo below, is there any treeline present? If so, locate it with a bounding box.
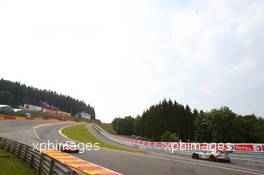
[112,99,264,143]
[0,79,95,119]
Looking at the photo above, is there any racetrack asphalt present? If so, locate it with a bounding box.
[0,120,264,175]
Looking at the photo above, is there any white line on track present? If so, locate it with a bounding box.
[126,152,264,175]
[33,122,123,175]
[32,122,75,142]
[34,123,264,175]
[91,124,264,175]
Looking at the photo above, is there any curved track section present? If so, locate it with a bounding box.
[36,122,264,175]
[0,120,58,146]
[1,120,264,175]
[91,123,264,168]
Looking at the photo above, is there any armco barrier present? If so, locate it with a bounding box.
[0,116,79,122]
[0,137,76,175]
[93,124,264,153]
[0,137,122,175]
[95,124,264,165]
[42,149,121,175]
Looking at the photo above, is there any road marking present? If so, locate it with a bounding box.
[58,124,82,141]
[33,122,75,142]
[91,124,264,175]
[106,148,264,175]
[98,146,264,175]
[36,122,122,174]
[59,123,147,156]
[59,123,264,175]
[42,149,122,175]
[80,144,264,175]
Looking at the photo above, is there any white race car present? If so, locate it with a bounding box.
[58,141,80,153]
[192,150,231,163]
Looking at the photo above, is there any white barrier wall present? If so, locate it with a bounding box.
[94,124,264,153]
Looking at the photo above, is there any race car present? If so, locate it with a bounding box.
[192,150,231,163]
[58,141,79,153]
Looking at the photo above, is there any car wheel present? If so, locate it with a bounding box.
[192,153,199,159]
[210,155,216,162]
[226,160,231,163]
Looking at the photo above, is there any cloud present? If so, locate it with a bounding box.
[171,0,263,63]
[0,0,263,122]
[170,0,264,115]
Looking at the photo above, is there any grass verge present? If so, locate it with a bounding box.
[0,149,35,175]
[100,123,116,134]
[0,113,25,118]
[62,124,146,154]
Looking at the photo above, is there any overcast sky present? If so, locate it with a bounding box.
[1,0,263,122]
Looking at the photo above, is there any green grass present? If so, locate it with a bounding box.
[100,123,116,134]
[0,149,35,175]
[0,113,24,118]
[62,124,145,154]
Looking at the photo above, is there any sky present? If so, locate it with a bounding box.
[0,0,263,122]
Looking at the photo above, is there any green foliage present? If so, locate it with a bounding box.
[100,123,116,134]
[207,107,236,142]
[133,115,141,136]
[112,99,195,141]
[0,90,14,105]
[62,124,145,154]
[111,116,134,135]
[194,106,264,143]
[0,149,35,175]
[0,79,95,119]
[194,110,211,142]
[112,100,264,143]
[160,131,179,142]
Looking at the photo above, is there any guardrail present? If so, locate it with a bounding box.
[93,124,264,153]
[93,124,264,165]
[0,137,76,175]
[0,116,79,122]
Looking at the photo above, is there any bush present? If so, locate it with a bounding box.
[160,131,180,142]
[0,90,14,105]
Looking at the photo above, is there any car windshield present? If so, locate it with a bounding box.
[203,151,212,153]
[64,141,75,145]
[216,150,224,154]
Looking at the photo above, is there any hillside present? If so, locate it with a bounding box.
[112,99,264,143]
[0,79,95,119]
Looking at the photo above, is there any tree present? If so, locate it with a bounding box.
[160,131,179,142]
[0,79,95,120]
[111,100,264,143]
[207,107,236,142]
[0,79,95,118]
[194,110,211,142]
[0,91,14,105]
[112,118,121,133]
[112,99,196,141]
[111,116,135,135]
[134,115,141,136]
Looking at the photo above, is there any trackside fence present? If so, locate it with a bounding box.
[93,124,264,165]
[0,137,77,175]
[93,124,264,153]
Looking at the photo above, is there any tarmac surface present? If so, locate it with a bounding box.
[0,120,263,175]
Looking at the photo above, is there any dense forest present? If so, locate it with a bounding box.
[0,79,95,119]
[112,99,264,143]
